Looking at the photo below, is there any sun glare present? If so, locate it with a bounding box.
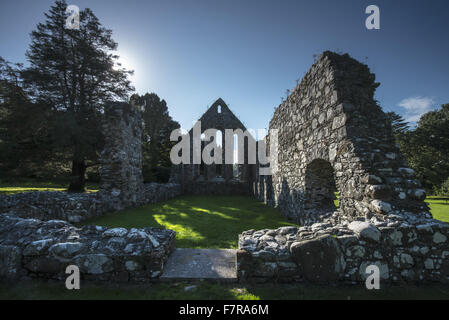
[114,49,145,89]
[116,51,137,73]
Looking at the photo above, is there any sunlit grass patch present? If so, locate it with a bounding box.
[0,181,99,195]
[426,196,449,223]
[83,195,296,249]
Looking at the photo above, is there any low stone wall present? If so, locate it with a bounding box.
[0,183,182,223]
[143,183,183,203]
[237,218,449,284]
[0,213,175,282]
[183,181,249,196]
[0,191,102,223]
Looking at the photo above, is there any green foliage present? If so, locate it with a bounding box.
[83,195,296,249]
[385,111,409,137]
[130,93,180,183]
[86,170,101,183]
[6,0,135,192]
[439,177,449,197]
[397,104,449,192]
[0,58,53,177]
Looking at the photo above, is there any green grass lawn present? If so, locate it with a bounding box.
[0,181,99,195]
[1,190,449,300]
[82,195,296,249]
[83,194,449,249]
[426,196,449,223]
[1,280,448,300]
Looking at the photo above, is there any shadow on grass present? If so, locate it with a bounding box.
[82,195,296,249]
[2,280,449,300]
[243,282,449,300]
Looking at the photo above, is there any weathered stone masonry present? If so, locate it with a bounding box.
[255,51,429,225]
[0,103,182,224]
[0,183,182,224]
[0,52,448,285]
[0,213,175,282]
[238,220,449,283]
[171,98,257,195]
[240,52,449,284]
[98,102,146,211]
[0,102,181,283]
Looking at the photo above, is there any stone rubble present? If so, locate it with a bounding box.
[0,213,175,282]
[238,217,449,283]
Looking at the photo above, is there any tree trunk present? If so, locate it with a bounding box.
[68,159,87,193]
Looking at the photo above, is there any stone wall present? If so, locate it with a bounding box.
[98,102,145,212]
[237,219,449,283]
[143,183,183,204]
[172,98,257,186]
[0,192,103,224]
[0,183,182,224]
[0,213,175,282]
[0,102,183,224]
[183,181,250,196]
[240,51,448,284]
[254,51,429,225]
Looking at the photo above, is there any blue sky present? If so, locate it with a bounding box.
[1,0,448,132]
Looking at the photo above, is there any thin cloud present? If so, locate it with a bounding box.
[397,96,435,123]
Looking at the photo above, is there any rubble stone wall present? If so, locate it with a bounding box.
[255,52,429,225]
[241,51,447,284]
[98,102,146,211]
[171,98,257,187]
[0,103,183,283]
[0,102,182,224]
[0,183,182,224]
[237,219,449,284]
[0,213,175,282]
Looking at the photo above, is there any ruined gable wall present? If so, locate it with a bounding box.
[176,98,257,188]
[266,52,430,225]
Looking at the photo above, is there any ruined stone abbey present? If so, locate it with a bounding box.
[1,52,448,284]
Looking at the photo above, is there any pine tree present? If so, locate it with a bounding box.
[22,0,134,192]
[385,111,409,136]
[130,93,180,182]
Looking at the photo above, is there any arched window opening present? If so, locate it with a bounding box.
[216,130,222,147]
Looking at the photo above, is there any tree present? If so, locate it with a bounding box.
[130,93,180,182]
[0,57,52,177]
[398,104,449,192]
[22,0,134,192]
[439,177,449,198]
[385,111,409,137]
